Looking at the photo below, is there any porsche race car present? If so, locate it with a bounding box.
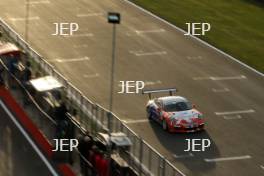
[144,88,205,133]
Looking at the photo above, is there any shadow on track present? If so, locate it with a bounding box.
[149,120,220,176]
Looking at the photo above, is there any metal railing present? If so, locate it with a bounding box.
[0,18,185,176]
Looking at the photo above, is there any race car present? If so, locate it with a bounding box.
[143,88,205,133]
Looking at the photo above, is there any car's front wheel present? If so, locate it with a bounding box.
[162,119,168,131]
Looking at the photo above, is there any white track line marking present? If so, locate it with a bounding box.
[9,16,40,22]
[74,44,88,48]
[135,51,167,56]
[123,119,149,124]
[223,115,243,120]
[129,50,167,56]
[135,28,166,34]
[78,28,94,32]
[83,73,100,78]
[260,165,264,170]
[76,13,104,17]
[118,80,162,87]
[144,80,162,86]
[126,32,133,36]
[63,33,94,38]
[212,88,230,93]
[50,56,90,63]
[123,0,263,77]
[173,153,194,159]
[0,100,59,176]
[212,75,247,81]
[187,56,203,60]
[192,77,211,81]
[193,75,247,81]
[215,109,255,116]
[26,0,50,4]
[127,29,166,36]
[204,155,252,162]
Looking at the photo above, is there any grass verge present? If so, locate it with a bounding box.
[130,0,264,73]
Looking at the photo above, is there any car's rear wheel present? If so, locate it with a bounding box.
[146,107,153,121]
[162,119,168,131]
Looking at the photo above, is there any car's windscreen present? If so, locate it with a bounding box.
[164,101,192,112]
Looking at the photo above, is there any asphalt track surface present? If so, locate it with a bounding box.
[0,98,56,176]
[1,0,264,175]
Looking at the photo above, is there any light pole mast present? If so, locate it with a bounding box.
[107,12,121,175]
[107,12,121,134]
[109,22,117,113]
[108,12,120,113]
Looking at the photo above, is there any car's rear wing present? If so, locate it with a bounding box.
[142,88,177,99]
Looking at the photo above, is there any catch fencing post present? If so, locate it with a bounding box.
[91,104,96,135]
[106,111,113,176]
[158,157,161,176]
[94,104,99,133]
[139,137,144,176]
[120,121,124,132]
[173,168,177,176]
[100,108,104,124]
[132,136,136,158]
[148,147,152,172]
[161,157,166,176]
[158,156,166,176]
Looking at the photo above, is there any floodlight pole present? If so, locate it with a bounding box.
[107,12,120,175]
[109,23,116,113]
[108,23,116,152]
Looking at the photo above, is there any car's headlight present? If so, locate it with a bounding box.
[198,114,203,119]
[171,119,178,126]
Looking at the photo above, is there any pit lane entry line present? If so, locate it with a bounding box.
[204,155,252,162]
[0,100,59,176]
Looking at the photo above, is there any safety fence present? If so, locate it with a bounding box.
[0,61,77,176]
[0,18,185,176]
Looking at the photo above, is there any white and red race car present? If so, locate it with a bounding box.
[144,88,205,133]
